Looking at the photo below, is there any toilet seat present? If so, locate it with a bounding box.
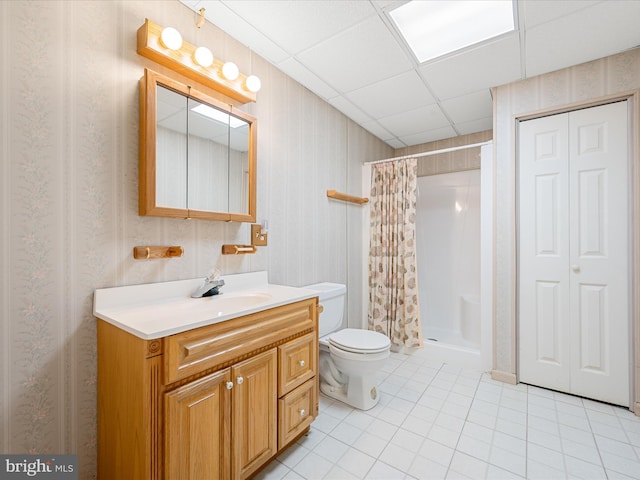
[328,328,390,354]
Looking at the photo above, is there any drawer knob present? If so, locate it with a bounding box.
[226,381,234,390]
[299,409,306,416]
[299,360,306,367]
[236,376,244,385]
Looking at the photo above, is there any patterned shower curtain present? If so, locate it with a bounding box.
[368,158,423,351]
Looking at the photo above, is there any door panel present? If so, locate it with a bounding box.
[519,113,571,392]
[578,283,607,372]
[569,101,629,406]
[577,169,606,256]
[518,101,629,406]
[535,174,561,255]
[534,281,562,366]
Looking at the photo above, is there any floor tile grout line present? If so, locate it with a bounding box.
[264,354,640,480]
[484,378,512,478]
[446,366,489,478]
[380,356,444,478]
[582,400,612,480]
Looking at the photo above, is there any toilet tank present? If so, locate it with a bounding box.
[304,283,346,338]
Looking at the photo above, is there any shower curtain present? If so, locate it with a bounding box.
[368,158,423,351]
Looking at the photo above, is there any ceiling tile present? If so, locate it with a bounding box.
[525,2,640,77]
[400,126,458,146]
[192,0,290,63]
[221,0,376,55]
[371,0,406,10]
[520,0,601,28]
[378,104,449,137]
[296,16,413,93]
[359,120,395,142]
[455,117,494,136]
[383,138,408,149]
[345,70,435,119]
[182,0,640,147]
[328,97,373,125]
[419,33,522,101]
[440,90,493,125]
[277,58,339,100]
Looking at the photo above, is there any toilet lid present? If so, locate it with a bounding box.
[328,328,391,354]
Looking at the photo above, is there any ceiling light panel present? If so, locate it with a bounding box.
[390,0,515,63]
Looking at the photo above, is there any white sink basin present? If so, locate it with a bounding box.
[188,292,272,314]
[94,272,319,339]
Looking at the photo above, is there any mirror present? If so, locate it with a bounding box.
[139,68,256,222]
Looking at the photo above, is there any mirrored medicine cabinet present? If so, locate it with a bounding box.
[139,68,257,222]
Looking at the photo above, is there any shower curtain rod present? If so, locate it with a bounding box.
[365,140,492,165]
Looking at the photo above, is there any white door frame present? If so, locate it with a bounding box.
[510,91,640,413]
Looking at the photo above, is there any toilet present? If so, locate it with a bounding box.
[305,282,391,410]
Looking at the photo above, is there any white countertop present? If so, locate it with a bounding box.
[93,271,319,340]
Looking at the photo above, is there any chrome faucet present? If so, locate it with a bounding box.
[192,272,225,298]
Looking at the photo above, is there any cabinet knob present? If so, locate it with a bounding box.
[226,381,234,390]
[299,409,306,416]
[298,360,306,367]
[236,376,244,385]
[571,264,581,273]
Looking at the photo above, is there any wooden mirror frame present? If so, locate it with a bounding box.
[139,68,257,222]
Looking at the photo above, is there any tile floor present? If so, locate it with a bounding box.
[256,350,640,480]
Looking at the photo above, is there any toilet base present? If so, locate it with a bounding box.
[320,375,380,411]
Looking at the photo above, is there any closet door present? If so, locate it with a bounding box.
[568,102,629,405]
[518,113,571,393]
[518,101,629,406]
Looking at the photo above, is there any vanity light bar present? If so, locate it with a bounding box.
[137,18,257,104]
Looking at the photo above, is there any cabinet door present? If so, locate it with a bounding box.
[232,349,277,480]
[165,369,231,480]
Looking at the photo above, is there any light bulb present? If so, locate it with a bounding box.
[245,75,261,93]
[194,46,214,67]
[160,27,182,50]
[222,62,239,81]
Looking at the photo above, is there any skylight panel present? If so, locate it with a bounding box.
[390,0,515,63]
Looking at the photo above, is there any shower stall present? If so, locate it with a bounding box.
[361,142,493,371]
[416,170,481,349]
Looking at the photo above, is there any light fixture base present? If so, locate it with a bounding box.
[137,18,256,104]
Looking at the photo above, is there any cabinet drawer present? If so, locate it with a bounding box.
[165,298,316,384]
[278,332,316,396]
[278,379,315,449]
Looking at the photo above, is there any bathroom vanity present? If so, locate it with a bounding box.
[94,272,319,479]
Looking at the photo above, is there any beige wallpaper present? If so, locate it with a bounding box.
[492,48,640,376]
[0,1,392,477]
[393,130,493,177]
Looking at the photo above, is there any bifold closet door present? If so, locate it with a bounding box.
[518,101,629,407]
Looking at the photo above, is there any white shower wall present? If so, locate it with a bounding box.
[416,170,481,348]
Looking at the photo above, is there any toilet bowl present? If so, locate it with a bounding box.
[305,283,390,410]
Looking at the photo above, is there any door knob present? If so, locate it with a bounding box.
[226,381,234,390]
[571,264,581,273]
[236,376,244,385]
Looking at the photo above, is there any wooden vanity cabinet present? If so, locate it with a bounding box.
[98,297,318,480]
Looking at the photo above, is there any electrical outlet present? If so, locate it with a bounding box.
[251,224,268,246]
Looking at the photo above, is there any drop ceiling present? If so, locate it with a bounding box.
[179,0,640,148]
